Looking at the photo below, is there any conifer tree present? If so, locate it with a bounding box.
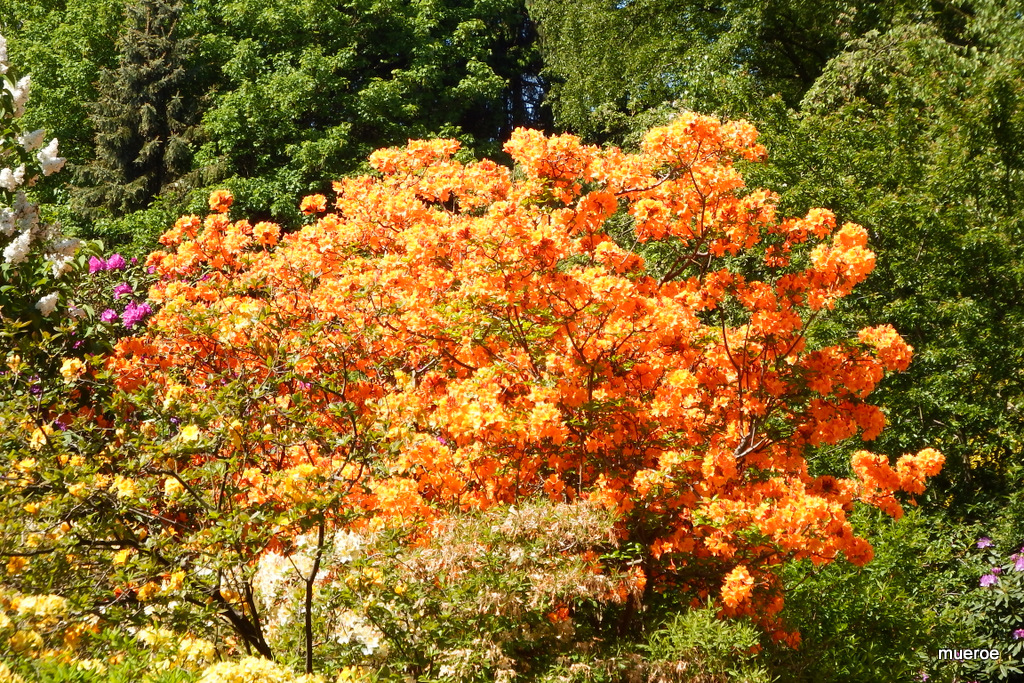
[73,0,199,218]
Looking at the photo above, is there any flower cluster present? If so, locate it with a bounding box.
[1,31,74,321]
[135,626,218,670]
[196,657,326,683]
[252,529,376,649]
[89,253,126,273]
[67,249,157,342]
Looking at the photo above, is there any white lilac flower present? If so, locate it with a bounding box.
[0,34,7,75]
[17,129,45,153]
[0,208,14,236]
[37,139,65,176]
[4,75,30,117]
[13,193,39,234]
[2,230,31,265]
[0,166,26,192]
[47,253,74,278]
[35,292,58,317]
[48,237,80,257]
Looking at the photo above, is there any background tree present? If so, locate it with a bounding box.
[526,0,945,141]
[0,0,123,201]
[189,0,551,225]
[71,0,202,219]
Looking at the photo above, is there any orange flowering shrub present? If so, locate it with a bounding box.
[110,113,941,644]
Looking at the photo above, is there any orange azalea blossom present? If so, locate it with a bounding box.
[721,565,755,611]
[299,193,328,214]
[208,189,233,214]
[111,113,942,636]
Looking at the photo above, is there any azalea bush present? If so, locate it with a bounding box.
[1,105,945,678]
[110,114,940,653]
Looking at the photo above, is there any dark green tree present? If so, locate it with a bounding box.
[72,0,202,218]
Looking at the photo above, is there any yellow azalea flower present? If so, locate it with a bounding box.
[163,383,187,410]
[5,353,21,372]
[179,424,201,442]
[136,581,161,602]
[6,556,27,575]
[112,548,133,565]
[16,594,67,617]
[8,629,43,653]
[28,424,53,451]
[136,625,175,649]
[164,477,184,499]
[23,502,39,514]
[228,419,243,448]
[112,475,137,500]
[74,659,107,675]
[164,570,186,593]
[67,482,87,498]
[59,357,85,381]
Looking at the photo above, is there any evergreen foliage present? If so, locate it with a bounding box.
[71,0,201,218]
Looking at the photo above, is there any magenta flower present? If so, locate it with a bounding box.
[1015,555,1024,572]
[1015,629,1024,640]
[977,537,994,549]
[100,309,118,323]
[105,253,126,270]
[993,567,1003,575]
[112,282,133,299]
[89,256,105,274]
[981,573,999,587]
[121,301,152,329]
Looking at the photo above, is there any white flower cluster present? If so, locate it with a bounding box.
[330,529,364,564]
[251,528,381,654]
[0,164,25,191]
[333,609,384,656]
[1,32,77,319]
[37,137,65,175]
[3,75,30,118]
